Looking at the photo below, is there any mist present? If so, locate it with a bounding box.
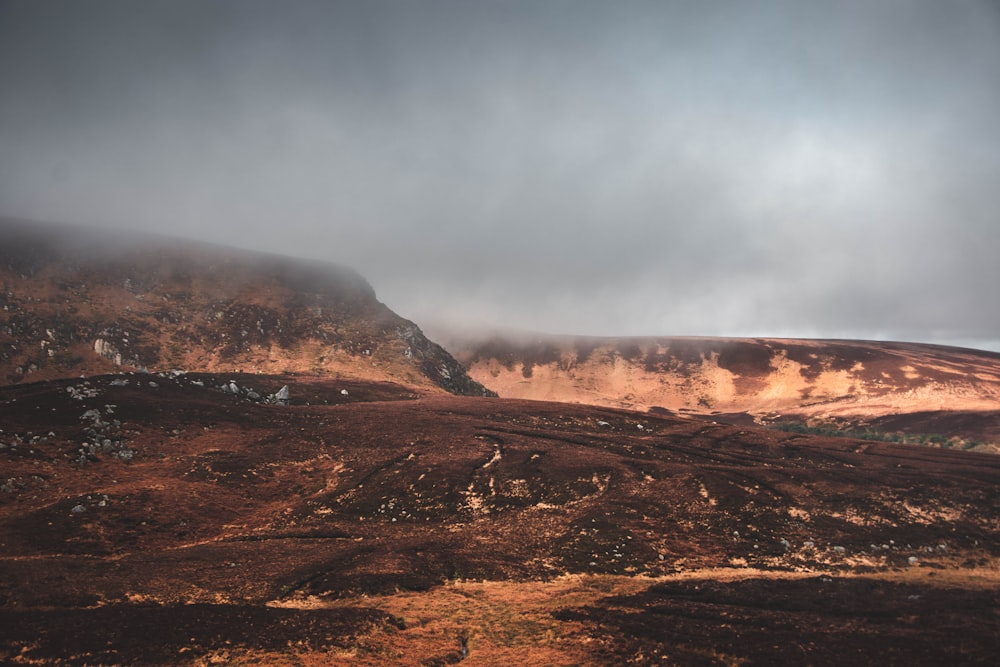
[2,1,999,350]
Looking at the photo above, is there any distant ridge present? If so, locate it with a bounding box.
[0,218,494,396]
[447,332,1000,445]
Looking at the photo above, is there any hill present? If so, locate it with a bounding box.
[0,219,492,396]
[1,220,997,663]
[448,333,1000,450]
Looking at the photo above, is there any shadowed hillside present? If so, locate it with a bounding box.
[0,219,493,396]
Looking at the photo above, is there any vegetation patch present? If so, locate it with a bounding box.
[771,421,993,451]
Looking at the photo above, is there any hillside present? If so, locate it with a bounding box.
[1,374,997,664]
[0,219,492,396]
[1,220,998,663]
[448,333,1000,448]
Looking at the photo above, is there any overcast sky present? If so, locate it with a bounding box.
[2,1,999,350]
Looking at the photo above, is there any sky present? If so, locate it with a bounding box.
[2,1,999,350]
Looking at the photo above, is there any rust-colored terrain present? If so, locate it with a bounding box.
[450,333,1000,452]
[1,374,998,664]
[0,218,491,396]
[1,221,998,665]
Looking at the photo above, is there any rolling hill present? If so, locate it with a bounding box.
[448,333,1000,451]
[1,219,998,664]
[0,218,492,396]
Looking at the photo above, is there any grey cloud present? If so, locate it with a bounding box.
[1,1,999,349]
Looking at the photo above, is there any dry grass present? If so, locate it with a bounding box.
[255,563,1000,666]
[267,574,651,665]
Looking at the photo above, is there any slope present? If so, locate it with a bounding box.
[0,219,492,396]
[449,333,1000,448]
[0,374,997,664]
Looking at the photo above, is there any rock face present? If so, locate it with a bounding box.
[0,219,494,396]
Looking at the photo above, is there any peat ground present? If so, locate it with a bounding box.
[1,373,997,664]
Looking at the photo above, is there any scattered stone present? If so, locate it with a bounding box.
[71,504,86,514]
[908,556,920,566]
[66,384,102,400]
[341,389,349,396]
[269,385,290,405]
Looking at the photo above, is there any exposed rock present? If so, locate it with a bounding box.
[93,338,123,366]
[270,385,290,405]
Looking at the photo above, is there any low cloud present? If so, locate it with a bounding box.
[1,1,998,349]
